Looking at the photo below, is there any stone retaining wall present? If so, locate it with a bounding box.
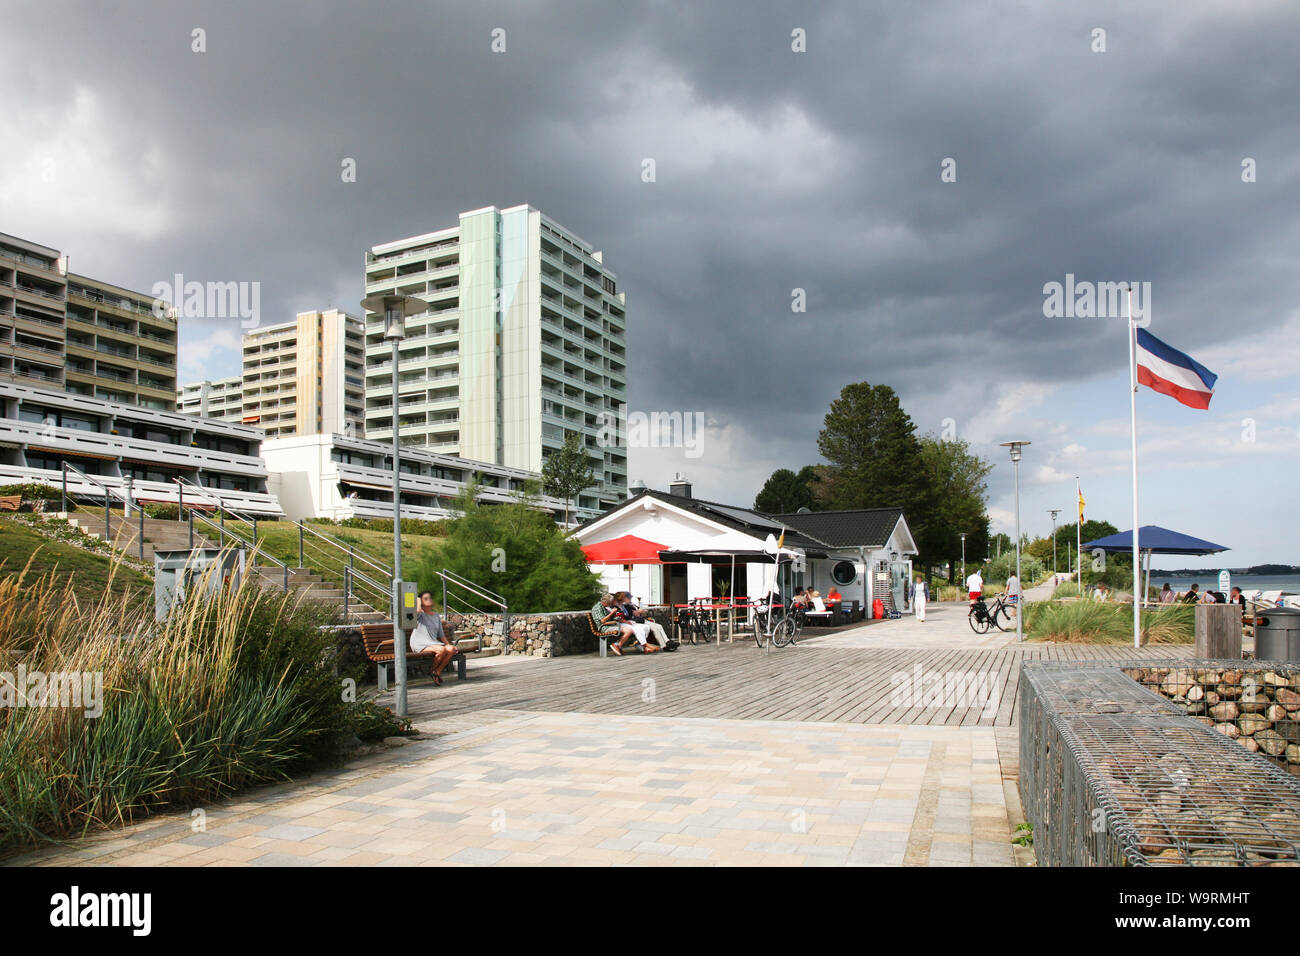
[443,608,673,658]
[1126,665,1300,766]
[1019,660,1300,866]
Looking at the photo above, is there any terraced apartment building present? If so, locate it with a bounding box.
[0,231,178,410]
[363,205,629,514]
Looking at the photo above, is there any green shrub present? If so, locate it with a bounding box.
[0,554,378,855]
[0,483,61,502]
[338,516,450,536]
[984,551,1046,585]
[1051,580,1081,599]
[1022,600,1194,644]
[409,481,600,613]
[142,504,180,520]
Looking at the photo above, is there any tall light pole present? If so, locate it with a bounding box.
[1047,509,1060,580]
[1000,441,1031,642]
[361,293,423,716]
[959,532,968,587]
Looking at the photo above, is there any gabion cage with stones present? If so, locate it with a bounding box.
[1019,661,1300,867]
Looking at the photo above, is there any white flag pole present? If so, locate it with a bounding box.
[1127,285,1141,648]
[1076,475,1083,589]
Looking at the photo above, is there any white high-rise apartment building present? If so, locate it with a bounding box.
[363,205,628,513]
[177,376,243,421]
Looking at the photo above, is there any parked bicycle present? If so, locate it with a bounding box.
[968,591,1016,634]
[675,599,718,646]
[750,596,800,648]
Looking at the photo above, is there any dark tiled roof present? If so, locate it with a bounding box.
[583,489,830,552]
[768,507,904,549]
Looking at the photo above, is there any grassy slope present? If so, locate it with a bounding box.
[247,521,444,589]
[0,519,154,601]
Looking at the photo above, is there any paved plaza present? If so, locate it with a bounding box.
[10,603,1186,867]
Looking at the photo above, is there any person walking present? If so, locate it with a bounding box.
[965,567,984,604]
[911,574,929,622]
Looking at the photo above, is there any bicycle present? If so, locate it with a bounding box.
[750,597,799,648]
[675,600,717,646]
[968,592,1016,633]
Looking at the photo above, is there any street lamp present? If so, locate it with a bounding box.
[959,532,968,586]
[361,292,425,717]
[1000,440,1031,643]
[1047,509,1060,580]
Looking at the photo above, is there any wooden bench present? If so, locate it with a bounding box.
[0,496,21,512]
[359,622,474,690]
[588,611,619,658]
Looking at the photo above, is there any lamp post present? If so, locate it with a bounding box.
[1047,509,1060,581]
[959,532,968,587]
[1000,441,1031,642]
[361,293,424,717]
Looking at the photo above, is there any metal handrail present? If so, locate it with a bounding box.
[173,476,389,616]
[61,462,146,560]
[435,568,510,645]
[297,520,393,581]
[186,509,289,591]
[436,567,506,609]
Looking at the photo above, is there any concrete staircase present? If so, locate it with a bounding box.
[57,511,388,624]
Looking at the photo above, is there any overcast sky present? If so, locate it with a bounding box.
[4,0,1298,567]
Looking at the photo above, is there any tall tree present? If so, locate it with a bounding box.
[817,382,931,513]
[541,431,596,527]
[754,465,821,513]
[916,435,993,581]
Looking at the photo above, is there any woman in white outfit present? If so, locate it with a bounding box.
[911,575,929,623]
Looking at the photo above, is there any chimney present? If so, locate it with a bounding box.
[668,473,692,498]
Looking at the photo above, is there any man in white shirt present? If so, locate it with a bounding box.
[965,569,984,604]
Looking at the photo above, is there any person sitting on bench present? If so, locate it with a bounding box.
[592,593,637,656]
[411,590,456,686]
[616,591,666,651]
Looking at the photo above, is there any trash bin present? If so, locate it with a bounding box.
[1255,607,1300,661]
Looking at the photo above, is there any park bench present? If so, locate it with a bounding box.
[359,622,478,690]
[0,496,21,512]
[587,611,619,658]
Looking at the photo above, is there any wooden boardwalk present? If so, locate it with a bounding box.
[397,641,1194,728]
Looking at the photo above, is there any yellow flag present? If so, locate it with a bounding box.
[1077,487,1086,524]
[777,529,785,549]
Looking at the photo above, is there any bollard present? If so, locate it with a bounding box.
[1195,603,1242,659]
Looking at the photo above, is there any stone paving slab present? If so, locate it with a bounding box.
[10,711,1017,868]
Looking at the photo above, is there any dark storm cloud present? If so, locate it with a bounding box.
[5,0,1298,490]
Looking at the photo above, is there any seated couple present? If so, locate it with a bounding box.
[410,590,458,686]
[592,591,669,655]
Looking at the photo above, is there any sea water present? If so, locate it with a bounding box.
[1153,573,1300,595]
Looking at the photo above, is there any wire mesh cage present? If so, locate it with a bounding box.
[1020,661,1300,866]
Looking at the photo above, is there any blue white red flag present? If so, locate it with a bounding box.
[1135,328,1218,409]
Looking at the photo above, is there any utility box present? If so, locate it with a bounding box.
[396,580,419,629]
[154,548,246,621]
